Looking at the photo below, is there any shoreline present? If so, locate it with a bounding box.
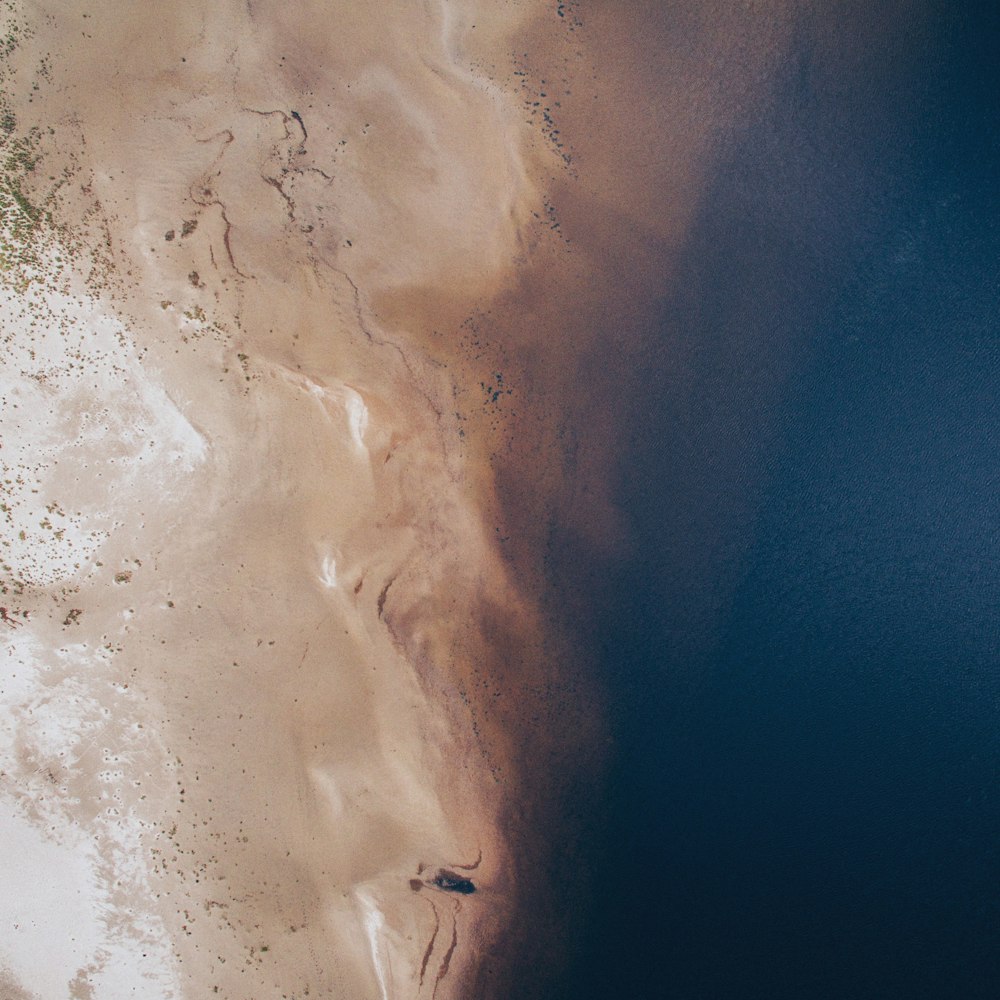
[0,0,812,994]
[1,0,797,994]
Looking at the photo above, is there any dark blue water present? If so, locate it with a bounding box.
[568,4,1000,998]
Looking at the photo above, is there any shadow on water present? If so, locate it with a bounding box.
[554,3,1000,998]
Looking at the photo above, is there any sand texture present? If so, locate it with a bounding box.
[0,2,555,997]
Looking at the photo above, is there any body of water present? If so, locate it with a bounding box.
[561,3,1000,997]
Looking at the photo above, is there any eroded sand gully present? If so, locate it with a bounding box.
[1,0,806,996]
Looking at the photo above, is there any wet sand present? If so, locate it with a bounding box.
[1,2,804,997]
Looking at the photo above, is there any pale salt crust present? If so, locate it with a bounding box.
[1,1,547,997]
[1,250,192,996]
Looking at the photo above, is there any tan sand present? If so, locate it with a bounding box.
[0,2,555,997]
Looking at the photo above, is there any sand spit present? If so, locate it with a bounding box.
[0,1,564,997]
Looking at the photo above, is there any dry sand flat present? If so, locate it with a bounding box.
[0,1,559,997]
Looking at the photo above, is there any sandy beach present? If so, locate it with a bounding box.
[0,2,560,996]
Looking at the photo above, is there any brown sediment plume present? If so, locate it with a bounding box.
[0,0,807,997]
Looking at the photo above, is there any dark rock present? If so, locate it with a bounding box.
[432,870,476,894]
